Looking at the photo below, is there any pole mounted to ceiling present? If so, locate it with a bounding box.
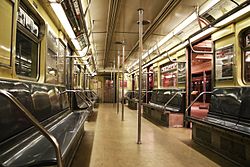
[137,8,143,145]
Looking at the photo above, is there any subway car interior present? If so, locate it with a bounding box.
[1,0,250,167]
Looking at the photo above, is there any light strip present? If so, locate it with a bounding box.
[190,27,217,42]
[50,3,81,50]
[127,0,220,71]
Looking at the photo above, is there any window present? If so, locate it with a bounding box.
[46,30,66,85]
[178,62,186,84]
[15,3,39,78]
[160,63,177,88]
[57,40,66,84]
[153,68,158,88]
[242,29,250,82]
[16,30,38,77]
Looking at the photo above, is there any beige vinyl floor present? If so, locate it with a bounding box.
[71,103,239,167]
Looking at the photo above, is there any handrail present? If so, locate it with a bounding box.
[0,90,63,167]
[65,89,94,106]
[185,91,214,118]
[163,92,184,113]
[76,92,92,108]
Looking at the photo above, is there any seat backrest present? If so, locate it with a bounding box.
[150,90,158,104]
[209,88,241,117]
[148,89,185,112]
[0,82,34,143]
[73,91,90,110]
[0,80,69,144]
[239,87,250,121]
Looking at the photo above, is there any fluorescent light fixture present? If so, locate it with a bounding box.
[72,39,81,51]
[215,4,250,27]
[190,27,216,42]
[128,0,220,70]
[50,3,81,50]
[173,13,197,35]
[196,54,213,59]
[168,41,188,55]
[77,46,88,56]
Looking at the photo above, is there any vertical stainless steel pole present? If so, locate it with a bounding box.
[117,51,120,114]
[146,72,148,103]
[137,8,143,144]
[122,44,125,121]
[111,66,113,82]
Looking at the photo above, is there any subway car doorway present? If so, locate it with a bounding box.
[188,38,213,120]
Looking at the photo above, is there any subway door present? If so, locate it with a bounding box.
[186,38,213,126]
[103,75,115,103]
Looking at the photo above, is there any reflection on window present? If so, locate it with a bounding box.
[242,29,250,82]
[160,63,177,88]
[57,41,65,84]
[161,72,177,87]
[46,30,65,84]
[178,62,186,84]
[153,69,158,88]
[15,30,38,78]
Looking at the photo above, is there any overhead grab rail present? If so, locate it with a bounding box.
[160,51,186,63]
[163,91,185,113]
[0,90,63,167]
[188,39,213,54]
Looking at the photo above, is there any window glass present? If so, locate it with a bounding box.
[178,62,186,84]
[46,30,66,85]
[243,29,250,82]
[160,63,177,88]
[46,30,58,84]
[58,41,65,84]
[161,72,177,87]
[153,68,158,88]
[15,30,38,78]
[16,4,39,78]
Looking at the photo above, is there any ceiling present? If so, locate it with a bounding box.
[88,0,209,71]
[41,0,248,74]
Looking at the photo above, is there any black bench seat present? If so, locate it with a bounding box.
[143,89,185,127]
[1,111,89,167]
[127,90,147,110]
[190,87,250,167]
[0,80,90,167]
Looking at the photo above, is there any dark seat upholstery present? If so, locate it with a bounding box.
[83,90,99,108]
[127,90,149,110]
[192,87,250,134]
[143,89,185,113]
[142,89,185,126]
[191,87,250,166]
[0,80,90,167]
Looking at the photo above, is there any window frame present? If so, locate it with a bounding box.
[15,2,41,80]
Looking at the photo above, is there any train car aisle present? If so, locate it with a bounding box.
[72,104,238,167]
